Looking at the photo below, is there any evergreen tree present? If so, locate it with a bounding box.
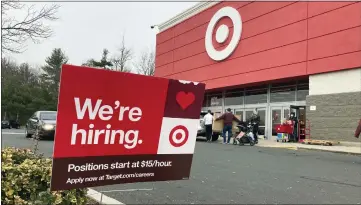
[1,58,45,123]
[82,49,113,69]
[40,48,68,106]
[1,48,68,124]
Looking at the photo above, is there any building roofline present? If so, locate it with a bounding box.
[157,1,221,33]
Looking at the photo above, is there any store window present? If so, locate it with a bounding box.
[225,89,244,106]
[297,83,309,101]
[270,85,296,102]
[245,86,267,104]
[206,93,222,107]
[270,83,296,102]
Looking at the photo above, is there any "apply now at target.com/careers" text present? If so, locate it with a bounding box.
[66,160,172,185]
[66,172,156,185]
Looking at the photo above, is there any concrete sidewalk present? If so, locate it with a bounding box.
[256,139,361,155]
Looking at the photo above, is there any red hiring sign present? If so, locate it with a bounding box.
[51,65,205,191]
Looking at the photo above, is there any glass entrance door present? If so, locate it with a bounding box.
[244,108,266,139]
[284,108,290,121]
[234,109,243,121]
[257,109,266,138]
[269,106,290,140]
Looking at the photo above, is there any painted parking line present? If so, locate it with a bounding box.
[100,188,153,193]
[87,188,125,205]
[285,147,298,150]
[87,188,153,204]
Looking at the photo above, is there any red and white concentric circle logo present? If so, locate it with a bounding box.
[205,6,243,61]
[169,125,189,147]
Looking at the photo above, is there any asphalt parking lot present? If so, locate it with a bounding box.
[2,128,361,204]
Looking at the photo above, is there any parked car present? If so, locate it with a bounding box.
[9,120,20,129]
[1,120,20,129]
[197,111,221,141]
[25,111,57,140]
[1,120,10,129]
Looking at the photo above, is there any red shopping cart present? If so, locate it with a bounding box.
[275,121,294,142]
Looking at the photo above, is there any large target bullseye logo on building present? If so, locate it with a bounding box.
[169,125,189,147]
[205,6,243,61]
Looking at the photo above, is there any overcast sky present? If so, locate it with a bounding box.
[8,1,198,68]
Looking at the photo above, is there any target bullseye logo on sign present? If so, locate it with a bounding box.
[205,6,243,61]
[157,117,199,154]
[169,125,189,147]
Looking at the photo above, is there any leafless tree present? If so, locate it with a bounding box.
[135,49,155,76]
[111,35,133,72]
[1,0,60,53]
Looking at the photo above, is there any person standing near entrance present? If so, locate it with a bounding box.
[216,108,242,144]
[203,110,214,142]
[288,112,298,142]
[249,108,261,143]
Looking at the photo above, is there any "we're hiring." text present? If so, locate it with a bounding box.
[70,97,143,149]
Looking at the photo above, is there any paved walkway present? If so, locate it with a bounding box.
[256,139,361,155]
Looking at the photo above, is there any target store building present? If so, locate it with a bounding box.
[154,1,361,142]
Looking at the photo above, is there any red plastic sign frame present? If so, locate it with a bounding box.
[51,65,205,191]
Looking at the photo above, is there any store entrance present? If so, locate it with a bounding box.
[234,108,266,139]
[269,106,290,140]
[290,105,307,142]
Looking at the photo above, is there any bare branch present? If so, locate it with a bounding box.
[135,49,155,76]
[111,34,133,72]
[1,0,60,53]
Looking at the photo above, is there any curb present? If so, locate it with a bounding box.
[87,188,124,205]
[296,147,361,156]
[339,141,361,147]
[209,140,361,155]
[260,145,361,155]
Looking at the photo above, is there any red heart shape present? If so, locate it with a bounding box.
[176,91,195,110]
